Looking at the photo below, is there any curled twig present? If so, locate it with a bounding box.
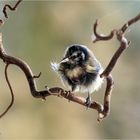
[0,63,14,118]
[91,12,140,120]
[3,0,22,18]
[92,19,116,43]
[100,22,137,78]
[92,13,140,78]
[33,72,42,79]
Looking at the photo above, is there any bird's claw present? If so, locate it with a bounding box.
[85,96,92,109]
[64,90,71,102]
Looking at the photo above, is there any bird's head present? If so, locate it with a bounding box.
[60,44,90,67]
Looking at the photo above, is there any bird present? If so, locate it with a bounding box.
[51,44,104,107]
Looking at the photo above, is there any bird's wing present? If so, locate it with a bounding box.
[86,65,97,73]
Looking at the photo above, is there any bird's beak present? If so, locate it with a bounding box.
[60,58,69,63]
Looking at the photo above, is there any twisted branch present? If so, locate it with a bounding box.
[93,19,116,43]
[93,13,140,78]
[0,34,103,118]
[3,0,22,18]
[91,13,140,121]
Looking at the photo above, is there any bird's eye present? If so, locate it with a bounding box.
[71,55,77,59]
[76,52,81,57]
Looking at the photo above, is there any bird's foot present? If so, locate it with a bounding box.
[65,90,71,97]
[85,96,92,109]
[64,90,71,102]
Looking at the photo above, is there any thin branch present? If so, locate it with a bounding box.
[100,35,129,78]
[0,63,14,118]
[93,12,140,78]
[98,74,114,122]
[33,72,42,79]
[91,12,140,121]
[92,12,140,44]
[121,13,140,33]
[3,0,22,18]
[92,19,116,43]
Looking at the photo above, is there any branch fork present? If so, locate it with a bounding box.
[0,0,140,122]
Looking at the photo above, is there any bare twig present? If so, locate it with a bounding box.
[98,74,114,122]
[0,63,14,118]
[92,19,116,43]
[92,13,140,77]
[3,0,22,18]
[121,13,140,33]
[33,72,42,79]
[91,12,140,120]
[100,13,140,77]
[100,35,129,78]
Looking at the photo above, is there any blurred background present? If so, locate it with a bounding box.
[0,0,140,139]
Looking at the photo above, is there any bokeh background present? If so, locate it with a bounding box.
[0,0,140,139]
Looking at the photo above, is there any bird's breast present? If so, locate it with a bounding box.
[66,67,84,79]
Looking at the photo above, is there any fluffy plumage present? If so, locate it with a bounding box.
[51,44,104,94]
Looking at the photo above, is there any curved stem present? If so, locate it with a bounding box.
[98,74,114,122]
[93,19,115,43]
[3,54,50,99]
[3,0,23,18]
[0,36,103,113]
[0,63,14,118]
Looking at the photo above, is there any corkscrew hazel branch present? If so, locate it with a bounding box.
[0,0,140,122]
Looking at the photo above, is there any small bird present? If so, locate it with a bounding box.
[51,44,104,106]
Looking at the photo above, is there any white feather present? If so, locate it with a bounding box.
[50,62,59,72]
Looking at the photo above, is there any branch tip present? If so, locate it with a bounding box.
[33,72,42,79]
